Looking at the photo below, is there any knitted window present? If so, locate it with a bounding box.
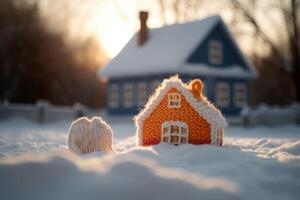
[161,121,188,145]
[168,93,181,108]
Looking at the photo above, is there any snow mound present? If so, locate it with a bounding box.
[67,117,113,154]
[242,103,300,126]
[1,118,300,200]
[1,144,300,200]
[0,152,239,200]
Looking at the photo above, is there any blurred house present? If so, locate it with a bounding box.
[100,12,257,117]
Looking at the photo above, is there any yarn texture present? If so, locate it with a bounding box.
[67,117,113,154]
[135,76,228,147]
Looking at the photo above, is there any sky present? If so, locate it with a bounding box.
[83,0,235,58]
[38,0,281,59]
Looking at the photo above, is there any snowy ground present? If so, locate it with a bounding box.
[0,118,300,200]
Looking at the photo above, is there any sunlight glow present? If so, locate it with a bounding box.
[75,0,279,59]
[82,0,162,58]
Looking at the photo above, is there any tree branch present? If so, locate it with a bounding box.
[232,0,291,71]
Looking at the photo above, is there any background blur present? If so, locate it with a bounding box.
[0,0,299,108]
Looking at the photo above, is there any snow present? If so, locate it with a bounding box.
[0,118,300,199]
[242,103,300,126]
[182,64,253,78]
[100,15,256,79]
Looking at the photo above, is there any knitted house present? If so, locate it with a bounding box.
[135,76,228,146]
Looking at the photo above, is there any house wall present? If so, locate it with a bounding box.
[142,87,211,146]
[107,75,170,115]
[107,75,249,116]
[186,21,249,70]
[105,17,254,117]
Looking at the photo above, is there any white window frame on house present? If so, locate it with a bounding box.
[168,93,181,108]
[123,83,134,108]
[109,84,119,108]
[137,82,147,107]
[234,83,247,107]
[215,82,230,108]
[209,40,223,65]
[161,121,188,145]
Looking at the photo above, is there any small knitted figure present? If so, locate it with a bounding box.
[67,117,113,154]
[135,76,228,147]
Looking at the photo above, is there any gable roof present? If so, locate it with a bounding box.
[135,77,228,135]
[100,15,257,79]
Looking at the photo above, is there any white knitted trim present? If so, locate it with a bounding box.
[135,76,228,145]
[210,124,215,145]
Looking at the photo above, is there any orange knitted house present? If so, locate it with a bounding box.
[135,76,228,146]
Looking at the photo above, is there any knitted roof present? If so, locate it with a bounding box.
[135,76,228,131]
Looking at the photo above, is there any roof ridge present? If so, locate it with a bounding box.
[150,15,221,31]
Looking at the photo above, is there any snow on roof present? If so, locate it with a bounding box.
[101,15,257,79]
[101,15,224,78]
[135,76,228,143]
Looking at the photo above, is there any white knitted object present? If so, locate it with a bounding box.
[67,117,113,154]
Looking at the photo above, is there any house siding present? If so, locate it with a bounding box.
[107,75,249,116]
[186,21,249,71]
[106,21,253,117]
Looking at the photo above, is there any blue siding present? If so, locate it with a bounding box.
[106,21,252,117]
[107,75,249,116]
[107,75,168,115]
[186,21,249,71]
[211,78,249,116]
[181,76,249,116]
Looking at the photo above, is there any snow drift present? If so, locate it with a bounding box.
[0,118,300,200]
[0,143,300,200]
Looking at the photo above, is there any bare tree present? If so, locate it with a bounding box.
[0,0,107,107]
[232,0,300,102]
[157,0,203,24]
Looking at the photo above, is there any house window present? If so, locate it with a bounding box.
[138,82,147,107]
[234,83,247,107]
[215,82,230,107]
[209,40,223,64]
[168,93,181,108]
[109,84,119,108]
[161,121,188,145]
[123,83,133,108]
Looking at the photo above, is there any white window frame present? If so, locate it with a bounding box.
[137,82,147,107]
[234,83,247,107]
[161,121,188,145]
[209,40,223,64]
[109,84,119,108]
[168,93,181,108]
[123,83,133,108]
[215,82,230,108]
